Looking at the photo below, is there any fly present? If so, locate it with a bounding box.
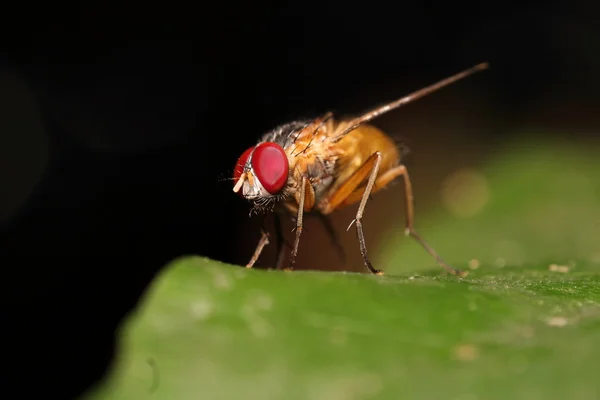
[233,62,489,277]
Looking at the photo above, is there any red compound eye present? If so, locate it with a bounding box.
[251,142,289,194]
[233,146,254,185]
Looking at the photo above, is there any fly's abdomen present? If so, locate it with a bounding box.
[330,124,401,188]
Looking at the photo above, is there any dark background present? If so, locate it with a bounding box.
[1,1,598,398]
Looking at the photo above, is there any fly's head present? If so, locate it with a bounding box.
[233,141,290,214]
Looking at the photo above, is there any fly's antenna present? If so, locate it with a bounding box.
[331,62,489,142]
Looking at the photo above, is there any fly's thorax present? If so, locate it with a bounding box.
[286,137,339,199]
[260,119,316,149]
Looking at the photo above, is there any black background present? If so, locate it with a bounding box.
[1,1,598,398]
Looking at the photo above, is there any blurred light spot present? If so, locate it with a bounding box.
[547,316,568,327]
[240,303,273,338]
[468,259,480,270]
[212,270,232,290]
[254,294,273,310]
[548,263,570,273]
[190,300,214,321]
[453,343,479,361]
[441,168,490,217]
[494,257,506,268]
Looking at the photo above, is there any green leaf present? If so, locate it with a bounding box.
[84,136,600,400]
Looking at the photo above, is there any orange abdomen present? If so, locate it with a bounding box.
[329,123,401,193]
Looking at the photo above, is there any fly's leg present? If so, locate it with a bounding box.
[247,214,295,270]
[318,152,466,276]
[344,163,467,276]
[246,229,270,268]
[396,165,467,277]
[348,153,384,274]
[247,177,316,272]
[287,176,310,271]
[318,152,384,274]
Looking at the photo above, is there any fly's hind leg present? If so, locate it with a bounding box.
[319,153,466,277]
[394,165,467,277]
[347,164,466,277]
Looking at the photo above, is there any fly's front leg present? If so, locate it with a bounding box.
[247,214,294,270]
[246,229,270,268]
[287,176,315,271]
[287,176,306,271]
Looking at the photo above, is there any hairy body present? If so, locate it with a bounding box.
[260,117,401,216]
[233,62,488,276]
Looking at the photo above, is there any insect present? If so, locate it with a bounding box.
[233,62,489,277]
